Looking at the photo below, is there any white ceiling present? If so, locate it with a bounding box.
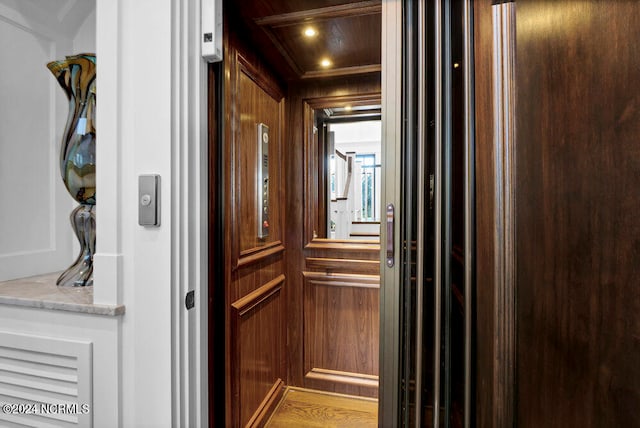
[24,0,72,18]
[0,0,94,38]
[330,120,381,145]
[330,121,382,156]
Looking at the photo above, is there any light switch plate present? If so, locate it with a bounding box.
[139,175,160,226]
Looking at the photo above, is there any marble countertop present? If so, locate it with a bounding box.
[0,273,125,316]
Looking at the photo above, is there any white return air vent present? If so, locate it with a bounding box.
[0,332,92,427]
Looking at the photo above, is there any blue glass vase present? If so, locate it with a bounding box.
[47,54,96,287]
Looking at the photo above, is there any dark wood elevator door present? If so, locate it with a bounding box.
[515,1,640,426]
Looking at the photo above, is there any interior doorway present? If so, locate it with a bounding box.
[208,1,476,427]
[208,1,384,426]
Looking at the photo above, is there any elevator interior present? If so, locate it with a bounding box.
[209,1,474,427]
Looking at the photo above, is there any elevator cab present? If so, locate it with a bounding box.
[209,1,640,427]
[208,1,474,427]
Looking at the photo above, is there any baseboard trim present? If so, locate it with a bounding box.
[246,378,285,428]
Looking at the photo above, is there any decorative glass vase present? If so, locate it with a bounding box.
[47,54,96,287]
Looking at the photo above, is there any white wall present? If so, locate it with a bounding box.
[0,0,207,425]
[330,120,382,165]
[92,0,173,423]
[114,0,174,424]
[95,0,208,425]
[73,7,96,55]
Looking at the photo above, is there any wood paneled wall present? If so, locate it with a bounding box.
[302,240,381,397]
[217,10,383,420]
[302,268,380,397]
[220,23,287,427]
[475,0,640,426]
[473,1,499,426]
[285,75,382,397]
[515,1,640,426]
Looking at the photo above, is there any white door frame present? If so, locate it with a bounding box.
[170,0,209,425]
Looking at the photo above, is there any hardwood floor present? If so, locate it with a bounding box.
[265,387,378,427]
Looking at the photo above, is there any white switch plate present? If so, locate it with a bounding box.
[202,0,223,62]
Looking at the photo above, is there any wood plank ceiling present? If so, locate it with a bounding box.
[228,0,382,81]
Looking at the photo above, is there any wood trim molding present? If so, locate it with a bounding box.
[245,379,285,428]
[305,240,380,252]
[301,64,382,80]
[305,93,381,110]
[252,26,304,77]
[236,52,284,101]
[240,241,284,257]
[255,1,381,27]
[491,2,516,427]
[303,271,380,288]
[232,274,285,316]
[305,257,380,275]
[237,242,286,268]
[305,368,379,389]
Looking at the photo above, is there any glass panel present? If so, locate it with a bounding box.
[398,1,472,427]
[448,0,467,425]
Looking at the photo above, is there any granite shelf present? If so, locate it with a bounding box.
[0,272,124,316]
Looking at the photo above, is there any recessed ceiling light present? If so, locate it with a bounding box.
[304,27,317,37]
[344,105,353,111]
[320,58,332,68]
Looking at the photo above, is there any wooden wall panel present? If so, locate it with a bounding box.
[473,1,497,427]
[233,258,285,303]
[285,75,382,389]
[303,272,380,397]
[515,1,640,426]
[232,52,285,264]
[474,0,518,426]
[305,257,379,276]
[220,20,288,427]
[231,276,285,427]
